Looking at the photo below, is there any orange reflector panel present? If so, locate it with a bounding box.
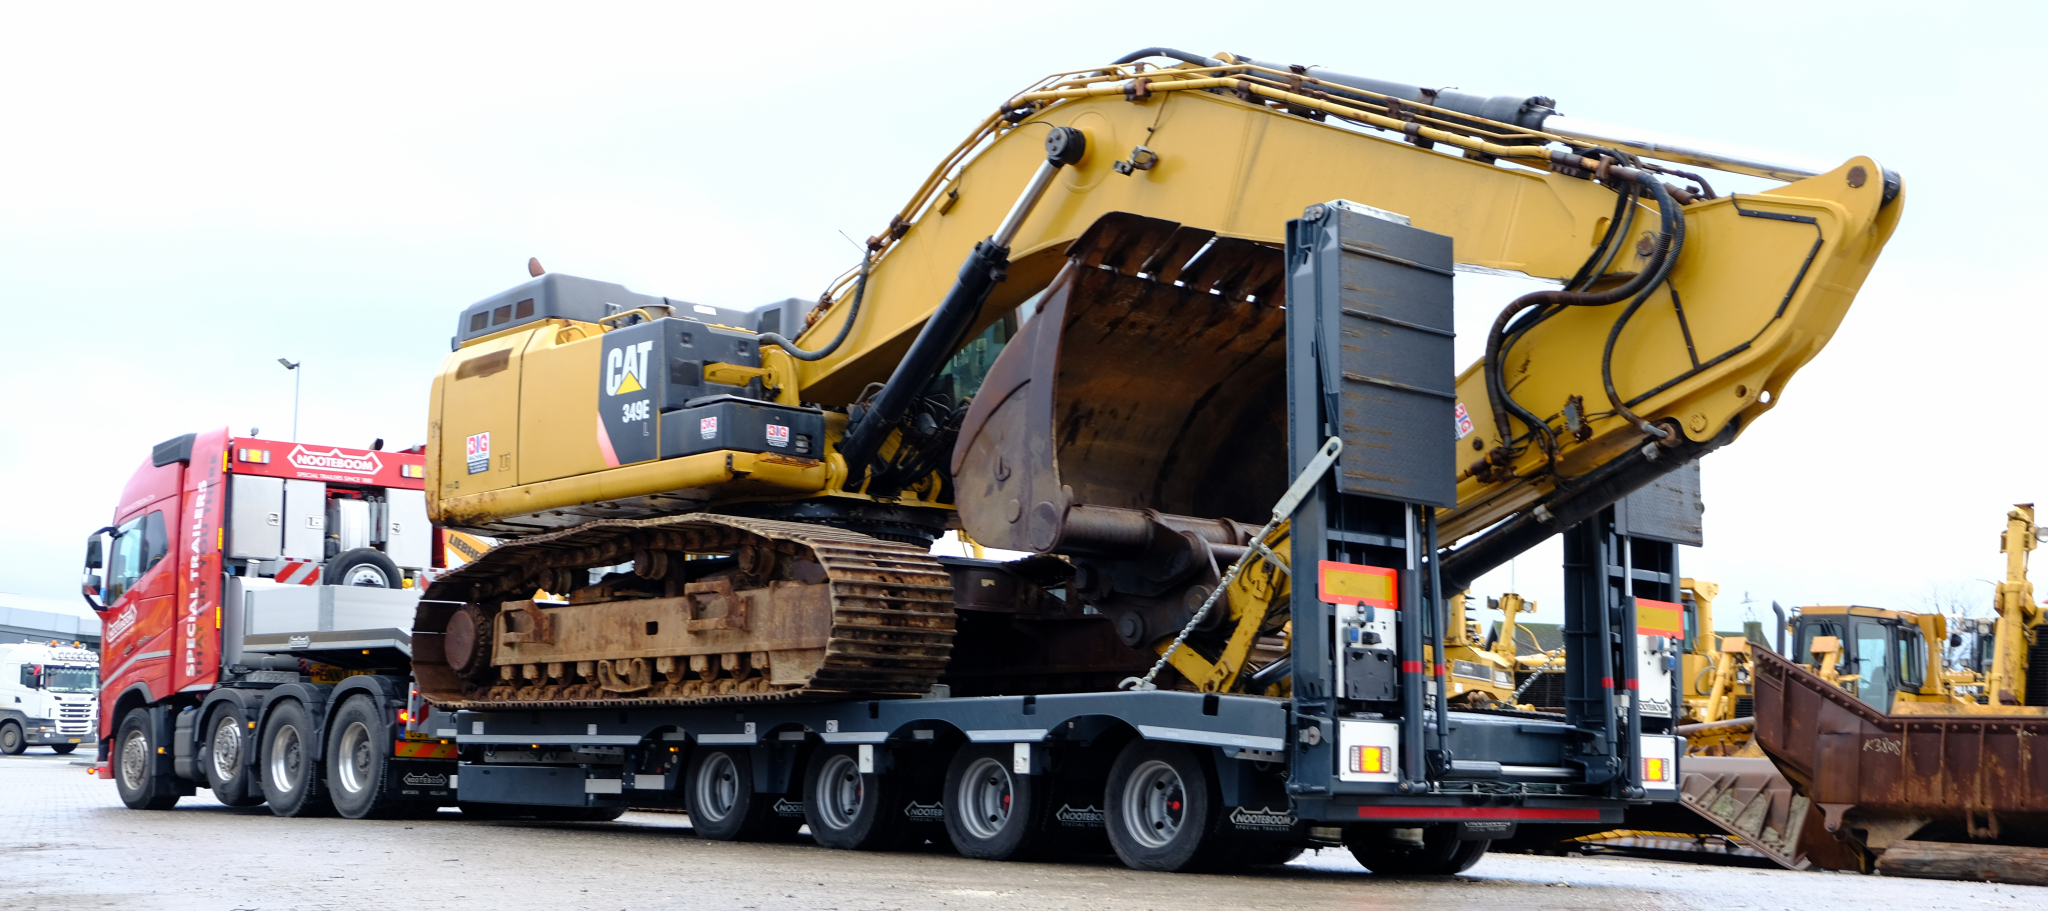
[1635,598,1684,639]
[400,463,424,479]
[1319,562,1397,609]
[393,740,458,760]
[237,448,272,464]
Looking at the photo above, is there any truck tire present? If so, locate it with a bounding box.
[1103,740,1230,872]
[51,743,78,755]
[1346,824,1490,875]
[326,695,401,819]
[943,744,1055,861]
[113,708,179,810]
[685,746,796,841]
[259,701,334,817]
[803,745,907,851]
[0,722,23,755]
[326,547,403,588]
[200,708,265,807]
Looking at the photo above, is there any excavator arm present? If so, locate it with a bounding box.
[784,52,1898,583]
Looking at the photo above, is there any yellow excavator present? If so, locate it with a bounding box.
[414,48,1900,710]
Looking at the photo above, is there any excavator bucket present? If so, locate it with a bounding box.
[954,211,1290,554]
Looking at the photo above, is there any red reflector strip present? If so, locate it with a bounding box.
[1601,677,1613,689]
[1355,806,1602,821]
[1626,678,1640,689]
[1402,661,1423,674]
[1434,664,1447,677]
[276,561,321,585]
[393,740,458,759]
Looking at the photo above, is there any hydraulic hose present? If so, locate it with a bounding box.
[1112,47,1227,67]
[1480,167,1684,462]
[758,255,869,362]
[1599,178,1687,436]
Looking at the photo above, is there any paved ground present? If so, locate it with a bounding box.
[3,750,2039,911]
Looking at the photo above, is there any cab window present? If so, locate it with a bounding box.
[1897,626,1926,691]
[106,510,168,601]
[1852,619,1893,711]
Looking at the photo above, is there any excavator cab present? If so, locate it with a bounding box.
[1790,606,1935,711]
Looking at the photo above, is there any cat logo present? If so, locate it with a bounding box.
[606,341,655,396]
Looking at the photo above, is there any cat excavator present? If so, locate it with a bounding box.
[415,47,1901,711]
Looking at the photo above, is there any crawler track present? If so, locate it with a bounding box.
[416,514,956,709]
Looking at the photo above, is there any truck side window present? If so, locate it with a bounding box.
[141,510,168,572]
[16,665,34,688]
[1897,627,1926,690]
[1853,620,1892,711]
[105,510,166,601]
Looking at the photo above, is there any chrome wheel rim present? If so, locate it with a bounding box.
[210,716,243,783]
[119,729,150,791]
[816,753,864,831]
[1122,759,1186,849]
[268,724,303,794]
[958,756,1014,840]
[694,752,739,823]
[342,565,390,587]
[336,721,373,794]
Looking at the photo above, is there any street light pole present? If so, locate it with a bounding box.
[277,358,301,441]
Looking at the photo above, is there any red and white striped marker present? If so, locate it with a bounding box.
[275,560,322,585]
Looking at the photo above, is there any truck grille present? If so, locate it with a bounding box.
[57,704,94,735]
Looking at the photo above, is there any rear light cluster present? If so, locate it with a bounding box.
[237,448,272,464]
[1349,745,1390,775]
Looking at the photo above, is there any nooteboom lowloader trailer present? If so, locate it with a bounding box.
[92,48,1897,876]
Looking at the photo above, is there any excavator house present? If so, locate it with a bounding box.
[410,48,1899,870]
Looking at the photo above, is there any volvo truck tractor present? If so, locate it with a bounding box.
[95,48,1899,875]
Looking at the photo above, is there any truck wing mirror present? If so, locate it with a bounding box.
[84,526,111,570]
[81,573,106,612]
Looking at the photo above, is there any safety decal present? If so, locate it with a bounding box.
[700,416,718,440]
[466,432,490,475]
[766,424,789,448]
[1635,598,1685,639]
[1453,402,1475,440]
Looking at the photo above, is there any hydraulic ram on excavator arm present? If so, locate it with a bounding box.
[420,49,1899,706]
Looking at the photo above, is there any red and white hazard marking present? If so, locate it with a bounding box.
[275,560,321,585]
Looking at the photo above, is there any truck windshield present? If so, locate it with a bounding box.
[43,666,97,693]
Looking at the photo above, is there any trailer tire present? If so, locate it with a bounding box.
[0,722,23,755]
[685,746,794,841]
[200,708,265,807]
[1346,824,1490,875]
[52,743,78,754]
[326,548,403,588]
[803,746,907,851]
[326,695,401,819]
[259,701,334,817]
[943,744,1054,861]
[1104,740,1229,872]
[113,708,179,810]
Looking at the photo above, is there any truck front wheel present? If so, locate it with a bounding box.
[201,709,265,807]
[259,701,333,817]
[0,722,23,755]
[114,708,179,810]
[51,743,78,754]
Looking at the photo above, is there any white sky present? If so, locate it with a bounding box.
[3,3,2041,632]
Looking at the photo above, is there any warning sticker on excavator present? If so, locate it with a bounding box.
[766,424,789,448]
[1453,402,1474,440]
[1319,562,1397,610]
[700,416,718,440]
[465,432,490,475]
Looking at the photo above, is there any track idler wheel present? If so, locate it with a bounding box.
[444,604,496,683]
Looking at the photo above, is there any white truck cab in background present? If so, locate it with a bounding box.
[0,642,100,754]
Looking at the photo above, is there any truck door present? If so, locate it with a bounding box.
[101,509,174,699]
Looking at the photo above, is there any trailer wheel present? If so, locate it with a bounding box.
[52,743,78,754]
[0,722,23,755]
[1346,824,1490,875]
[326,695,401,819]
[943,744,1054,861]
[259,701,334,817]
[803,746,906,850]
[326,547,403,588]
[1104,740,1228,872]
[113,708,179,810]
[200,709,265,807]
[685,746,795,841]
